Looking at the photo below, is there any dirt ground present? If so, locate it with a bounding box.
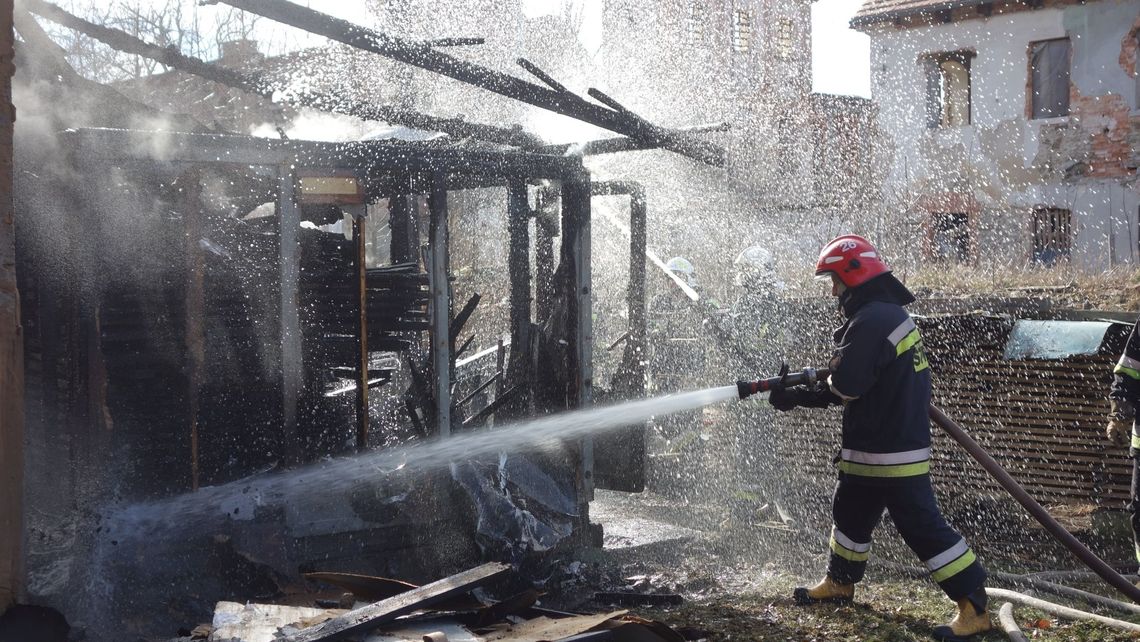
[555,489,1140,642]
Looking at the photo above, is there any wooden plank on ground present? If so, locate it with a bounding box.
[282,562,510,642]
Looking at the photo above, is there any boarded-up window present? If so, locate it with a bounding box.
[931,212,970,263]
[923,51,974,128]
[1032,207,1072,265]
[732,10,752,53]
[1030,38,1071,119]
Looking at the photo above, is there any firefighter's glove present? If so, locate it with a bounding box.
[1107,398,1135,448]
[769,385,841,412]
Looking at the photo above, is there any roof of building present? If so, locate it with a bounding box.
[850,0,989,28]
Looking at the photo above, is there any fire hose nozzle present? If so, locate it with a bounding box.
[737,367,831,400]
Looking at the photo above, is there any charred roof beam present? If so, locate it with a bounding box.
[209,0,726,167]
[540,122,729,157]
[21,0,539,148]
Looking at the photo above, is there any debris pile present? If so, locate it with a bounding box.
[184,562,694,642]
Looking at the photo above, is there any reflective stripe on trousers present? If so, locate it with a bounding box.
[923,538,978,583]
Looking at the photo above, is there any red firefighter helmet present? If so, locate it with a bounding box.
[815,234,890,288]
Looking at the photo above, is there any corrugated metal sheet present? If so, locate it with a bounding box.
[777,313,1132,508]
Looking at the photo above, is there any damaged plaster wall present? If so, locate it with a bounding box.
[865,1,1140,271]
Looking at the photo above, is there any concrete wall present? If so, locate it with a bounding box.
[864,1,1140,271]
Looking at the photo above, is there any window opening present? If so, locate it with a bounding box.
[732,9,753,53]
[1032,207,1072,265]
[923,51,973,128]
[687,2,704,43]
[931,212,970,263]
[1030,38,1071,119]
[1135,33,1140,109]
[774,17,794,60]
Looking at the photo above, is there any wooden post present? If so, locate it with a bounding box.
[278,166,301,465]
[182,171,205,490]
[562,176,593,500]
[534,187,555,326]
[427,174,450,437]
[0,0,21,609]
[627,187,647,388]
[353,215,369,451]
[507,179,531,387]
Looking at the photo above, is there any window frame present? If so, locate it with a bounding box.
[922,50,975,129]
[1031,207,1072,265]
[930,211,972,264]
[732,9,753,54]
[1028,37,1072,120]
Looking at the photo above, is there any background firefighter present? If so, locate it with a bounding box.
[1108,316,1140,579]
[768,235,991,642]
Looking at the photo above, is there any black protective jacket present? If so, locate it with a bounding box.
[828,274,933,484]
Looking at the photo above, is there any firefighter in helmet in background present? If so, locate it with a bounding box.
[728,245,788,363]
[769,235,991,641]
[1107,318,1140,582]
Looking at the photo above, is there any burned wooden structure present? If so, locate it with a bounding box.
[7,0,725,636]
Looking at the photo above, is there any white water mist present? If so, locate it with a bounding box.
[105,385,746,534]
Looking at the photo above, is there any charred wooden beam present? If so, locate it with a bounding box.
[561,177,593,500]
[280,563,510,642]
[212,0,726,166]
[462,385,519,428]
[64,128,585,180]
[540,122,730,157]
[0,0,21,611]
[516,57,569,93]
[427,173,451,437]
[455,334,475,359]
[506,179,531,390]
[181,170,205,490]
[449,293,480,346]
[22,0,539,148]
[353,215,369,452]
[563,177,593,410]
[278,165,302,465]
[457,371,500,408]
[534,187,557,323]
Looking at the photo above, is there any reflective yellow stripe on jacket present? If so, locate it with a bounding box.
[888,317,929,373]
[1117,355,1140,381]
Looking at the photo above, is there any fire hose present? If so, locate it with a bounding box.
[737,366,1140,605]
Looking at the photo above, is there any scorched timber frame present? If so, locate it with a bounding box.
[65,127,593,477]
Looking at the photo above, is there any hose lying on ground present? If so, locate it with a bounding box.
[998,602,1035,642]
[997,603,1029,642]
[990,571,1140,616]
[877,561,1140,628]
[1027,570,1140,584]
[986,587,1140,633]
[930,404,1140,604]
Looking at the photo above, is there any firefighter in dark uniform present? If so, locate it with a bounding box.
[769,235,991,641]
[1108,317,1140,573]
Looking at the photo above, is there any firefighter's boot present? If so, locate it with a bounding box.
[931,590,991,642]
[792,576,854,605]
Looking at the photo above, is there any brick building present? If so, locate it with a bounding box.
[586,0,884,292]
[854,0,1140,271]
